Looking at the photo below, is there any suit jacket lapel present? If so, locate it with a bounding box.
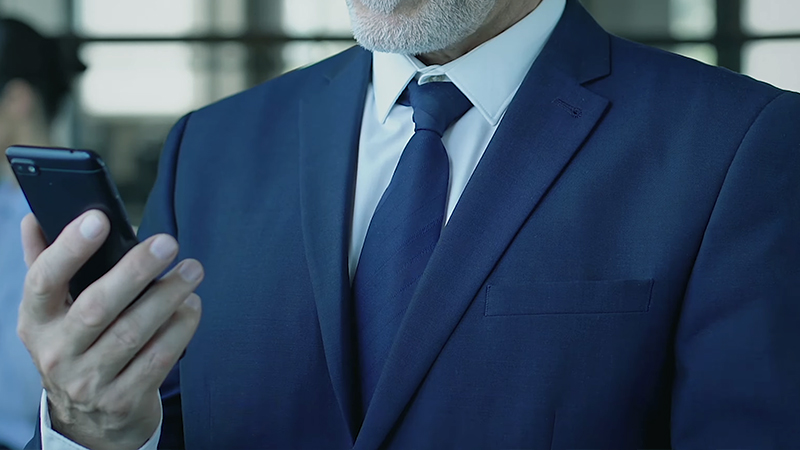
[298,47,372,442]
[354,1,612,448]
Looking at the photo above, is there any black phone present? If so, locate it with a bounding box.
[5,145,139,298]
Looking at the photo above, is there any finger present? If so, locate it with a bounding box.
[61,235,185,355]
[21,210,109,321]
[78,259,203,378]
[105,293,201,397]
[21,213,47,268]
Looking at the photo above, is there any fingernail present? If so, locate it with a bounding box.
[184,295,201,311]
[180,260,204,283]
[150,235,178,260]
[80,214,104,240]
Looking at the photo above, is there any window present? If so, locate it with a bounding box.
[743,40,800,92]
[670,0,716,39]
[741,0,800,92]
[744,0,800,34]
[670,44,719,66]
[281,0,351,36]
[281,0,355,73]
[75,0,203,36]
[74,0,249,116]
[79,43,202,116]
[585,0,800,93]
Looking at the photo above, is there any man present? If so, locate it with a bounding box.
[19,0,800,448]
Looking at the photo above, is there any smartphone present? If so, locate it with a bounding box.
[5,145,139,298]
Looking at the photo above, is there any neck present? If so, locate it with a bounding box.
[418,0,543,66]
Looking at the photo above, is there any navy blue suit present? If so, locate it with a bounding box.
[28,0,800,448]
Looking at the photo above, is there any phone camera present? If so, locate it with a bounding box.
[13,163,39,176]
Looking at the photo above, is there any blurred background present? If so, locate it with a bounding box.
[1,0,798,224]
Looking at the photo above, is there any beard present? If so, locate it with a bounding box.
[346,0,497,55]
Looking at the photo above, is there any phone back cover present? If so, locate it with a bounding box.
[14,156,138,298]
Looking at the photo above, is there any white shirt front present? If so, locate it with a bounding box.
[42,0,565,448]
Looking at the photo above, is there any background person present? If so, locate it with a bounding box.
[0,17,85,450]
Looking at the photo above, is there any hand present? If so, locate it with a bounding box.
[17,210,204,450]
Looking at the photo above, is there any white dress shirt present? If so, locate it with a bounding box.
[41,0,565,448]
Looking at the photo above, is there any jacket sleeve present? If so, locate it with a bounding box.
[671,91,800,447]
[136,113,193,450]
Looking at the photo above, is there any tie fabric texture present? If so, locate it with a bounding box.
[353,80,473,414]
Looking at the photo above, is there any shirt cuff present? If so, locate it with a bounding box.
[40,389,163,450]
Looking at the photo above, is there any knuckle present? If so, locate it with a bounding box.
[74,288,109,328]
[127,253,158,285]
[24,264,54,298]
[144,351,175,376]
[60,234,89,259]
[16,320,31,346]
[110,322,143,353]
[36,348,63,377]
[173,283,196,304]
[65,378,93,405]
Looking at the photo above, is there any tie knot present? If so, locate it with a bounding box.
[403,81,473,136]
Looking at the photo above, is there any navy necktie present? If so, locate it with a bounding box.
[353,81,473,413]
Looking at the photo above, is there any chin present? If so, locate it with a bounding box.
[347,0,495,55]
[352,0,427,15]
[354,0,403,14]
[352,23,458,55]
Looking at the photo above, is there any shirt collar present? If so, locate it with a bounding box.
[371,0,566,126]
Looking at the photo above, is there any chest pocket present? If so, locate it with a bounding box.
[485,279,654,316]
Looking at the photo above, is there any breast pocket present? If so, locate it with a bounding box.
[484,279,654,316]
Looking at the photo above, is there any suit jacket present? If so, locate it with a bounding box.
[28,0,800,448]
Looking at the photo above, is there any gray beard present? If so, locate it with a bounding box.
[346,0,497,55]
[357,0,404,14]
